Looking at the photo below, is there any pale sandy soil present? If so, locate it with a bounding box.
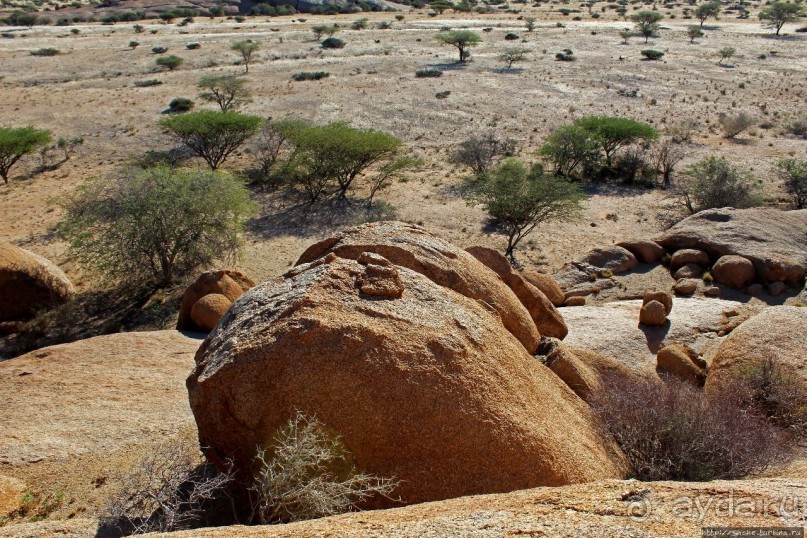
[0,9,805,284]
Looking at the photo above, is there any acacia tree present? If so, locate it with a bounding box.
[573,116,659,168]
[59,166,257,287]
[695,0,721,27]
[499,48,529,69]
[197,75,252,112]
[435,30,481,62]
[630,11,663,43]
[687,25,704,43]
[759,1,805,35]
[0,126,52,183]
[463,158,584,262]
[539,124,601,178]
[232,40,260,73]
[281,121,414,202]
[159,110,262,170]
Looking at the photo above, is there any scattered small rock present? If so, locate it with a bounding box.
[640,300,668,326]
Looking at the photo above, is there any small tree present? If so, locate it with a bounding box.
[717,46,735,65]
[0,126,52,183]
[156,55,183,71]
[776,158,807,209]
[759,1,805,36]
[539,124,602,178]
[450,132,516,174]
[499,48,529,69]
[630,10,663,43]
[197,75,252,112]
[695,0,721,27]
[56,136,84,160]
[59,166,257,287]
[573,116,659,168]
[650,139,685,188]
[232,39,260,73]
[687,25,704,43]
[463,158,584,261]
[719,111,755,138]
[524,16,536,31]
[676,156,762,214]
[435,30,481,63]
[159,111,262,170]
[619,30,632,44]
[311,24,327,40]
[430,0,455,14]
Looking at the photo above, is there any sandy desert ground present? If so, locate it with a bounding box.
[0,7,805,286]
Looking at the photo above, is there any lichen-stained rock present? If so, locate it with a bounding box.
[657,208,807,283]
[296,221,540,352]
[187,256,627,507]
[0,242,75,322]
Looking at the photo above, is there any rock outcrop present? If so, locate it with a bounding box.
[577,246,638,274]
[0,331,200,467]
[616,239,666,264]
[177,270,254,332]
[0,242,75,322]
[657,208,807,283]
[670,248,710,271]
[706,306,807,392]
[656,344,707,386]
[711,255,756,289]
[521,270,565,307]
[466,247,567,339]
[187,255,627,506]
[296,222,541,352]
[639,300,667,326]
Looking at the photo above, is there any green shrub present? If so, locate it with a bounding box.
[151,46,168,54]
[676,156,763,214]
[555,48,575,61]
[186,42,201,49]
[640,49,663,60]
[0,125,52,183]
[156,54,183,71]
[31,47,59,56]
[776,158,807,209]
[321,37,345,49]
[415,68,442,78]
[134,79,163,87]
[291,71,330,81]
[168,97,194,113]
[504,32,519,40]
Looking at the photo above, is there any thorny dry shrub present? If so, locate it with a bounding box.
[101,436,234,535]
[591,375,793,481]
[251,412,399,524]
[723,357,807,440]
[449,132,516,175]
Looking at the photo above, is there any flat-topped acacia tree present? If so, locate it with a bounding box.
[572,116,659,168]
[159,110,262,170]
[630,10,663,43]
[435,30,482,63]
[0,125,52,184]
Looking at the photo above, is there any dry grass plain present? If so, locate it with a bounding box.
[0,7,805,287]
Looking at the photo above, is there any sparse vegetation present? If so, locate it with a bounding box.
[450,132,516,174]
[59,166,257,287]
[415,68,442,78]
[30,47,59,56]
[291,71,330,81]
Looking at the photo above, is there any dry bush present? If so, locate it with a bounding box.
[591,375,792,481]
[251,412,399,524]
[101,436,234,535]
[721,357,807,440]
[719,112,756,139]
[449,132,516,174]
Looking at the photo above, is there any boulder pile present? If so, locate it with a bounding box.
[177,270,254,332]
[187,223,626,507]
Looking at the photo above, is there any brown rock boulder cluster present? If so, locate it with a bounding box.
[188,222,627,507]
[177,270,255,332]
[0,242,75,322]
[656,343,707,386]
